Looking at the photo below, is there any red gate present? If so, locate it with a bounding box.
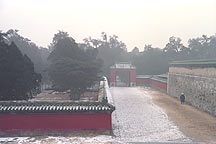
[109,62,136,87]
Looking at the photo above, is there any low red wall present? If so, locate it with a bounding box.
[136,78,150,86]
[136,77,167,92]
[0,113,111,130]
[151,80,167,92]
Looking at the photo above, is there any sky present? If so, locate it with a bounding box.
[0,0,216,51]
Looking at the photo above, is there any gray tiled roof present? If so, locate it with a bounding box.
[110,62,136,69]
[170,59,216,67]
[0,101,115,114]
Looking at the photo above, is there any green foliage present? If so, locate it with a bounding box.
[163,36,189,61]
[5,29,50,84]
[188,35,216,59]
[48,32,102,100]
[48,31,70,51]
[2,29,216,93]
[132,47,169,75]
[0,32,41,101]
[102,96,108,103]
[81,33,216,76]
[132,34,216,75]
[82,32,128,77]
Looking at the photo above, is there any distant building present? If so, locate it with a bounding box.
[109,62,167,91]
[110,62,136,87]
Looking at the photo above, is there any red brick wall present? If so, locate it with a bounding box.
[151,80,167,92]
[136,78,150,86]
[136,78,167,92]
[0,113,111,130]
[130,70,136,83]
[110,69,136,84]
[110,70,116,84]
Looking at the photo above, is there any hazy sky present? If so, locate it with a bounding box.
[0,0,216,51]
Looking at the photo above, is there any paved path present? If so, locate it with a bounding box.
[111,87,191,143]
[150,87,216,144]
[1,87,209,144]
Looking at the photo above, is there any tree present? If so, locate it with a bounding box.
[131,46,139,54]
[144,44,153,52]
[6,29,50,84]
[48,31,70,51]
[48,32,102,100]
[163,36,188,61]
[188,34,216,59]
[82,32,128,77]
[0,32,41,100]
[132,46,169,75]
[164,36,184,53]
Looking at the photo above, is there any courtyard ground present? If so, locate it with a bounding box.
[147,87,216,144]
[31,90,98,101]
[1,87,216,143]
[111,87,191,143]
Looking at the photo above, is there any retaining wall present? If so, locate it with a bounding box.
[168,73,216,116]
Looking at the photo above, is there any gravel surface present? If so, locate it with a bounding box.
[1,87,208,144]
[149,87,216,144]
[111,87,191,143]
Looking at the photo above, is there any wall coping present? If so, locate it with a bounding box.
[136,75,152,79]
[110,62,136,69]
[0,101,115,114]
[168,72,216,79]
[136,75,167,84]
[170,59,216,68]
[151,77,167,84]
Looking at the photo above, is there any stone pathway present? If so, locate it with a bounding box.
[149,87,216,144]
[111,87,192,143]
[1,87,209,144]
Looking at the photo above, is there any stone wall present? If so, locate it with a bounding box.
[168,72,216,116]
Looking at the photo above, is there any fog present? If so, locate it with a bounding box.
[1,1,216,143]
[1,0,216,51]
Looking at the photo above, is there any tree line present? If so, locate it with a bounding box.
[0,29,215,100]
[80,32,216,75]
[0,30,103,100]
[131,34,216,75]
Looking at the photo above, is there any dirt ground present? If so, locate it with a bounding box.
[145,88,216,144]
[33,90,98,101]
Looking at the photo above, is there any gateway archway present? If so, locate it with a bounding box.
[109,62,136,87]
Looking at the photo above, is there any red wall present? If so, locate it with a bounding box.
[110,70,116,83]
[130,70,136,83]
[110,69,136,83]
[151,80,167,92]
[136,78,167,92]
[0,113,111,130]
[136,78,150,86]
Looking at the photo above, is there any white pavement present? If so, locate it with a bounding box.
[111,87,192,143]
[0,87,194,144]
